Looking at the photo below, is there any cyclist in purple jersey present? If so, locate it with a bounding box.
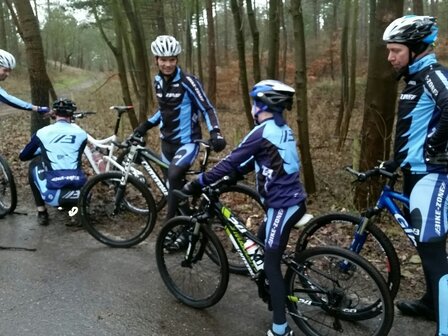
[184,80,307,336]
[383,15,448,334]
[0,49,49,114]
[130,35,226,223]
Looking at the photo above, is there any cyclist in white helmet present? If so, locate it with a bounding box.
[382,15,448,334]
[0,49,49,114]
[131,35,226,223]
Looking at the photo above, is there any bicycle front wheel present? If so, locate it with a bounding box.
[156,216,229,309]
[211,183,265,275]
[0,155,17,217]
[78,172,157,248]
[285,246,394,336]
[296,213,401,299]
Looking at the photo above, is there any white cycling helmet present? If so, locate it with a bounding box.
[0,49,16,69]
[383,15,438,52]
[151,35,182,57]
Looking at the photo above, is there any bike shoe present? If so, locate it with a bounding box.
[37,210,49,226]
[396,299,436,321]
[266,326,294,336]
[164,230,189,251]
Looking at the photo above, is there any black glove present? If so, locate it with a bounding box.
[225,170,244,185]
[210,129,227,152]
[182,179,203,196]
[425,143,448,165]
[128,131,145,146]
[379,159,399,173]
[134,120,155,136]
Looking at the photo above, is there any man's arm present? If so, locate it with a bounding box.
[19,134,40,161]
[426,69,448,150]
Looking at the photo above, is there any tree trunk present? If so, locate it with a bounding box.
[246,0,260,83]
[205,0,216,103]
[230,0,252,126]
[11,0,54,134]
[195,0,204,81]
[154,0,166,34]
[291,0,316,194]
[412,0,424,14]
[354,0,403,209]
[266,0,280,79]
[338,0,359,149]
[120,0,152,124]
[0,2,7,49]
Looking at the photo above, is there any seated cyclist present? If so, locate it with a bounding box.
[19,98,88,226]
[183,80,307,336]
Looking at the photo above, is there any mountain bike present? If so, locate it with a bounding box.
[78,137,264,253]
[155,179,394,336]
[296,165,412,300]
[0,154,17,218]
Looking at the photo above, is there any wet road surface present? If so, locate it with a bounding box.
[0,206,437,336]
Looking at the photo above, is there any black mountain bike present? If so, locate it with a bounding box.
[79,139,264,255]
[155,179,394,336]
[0,154,17,218]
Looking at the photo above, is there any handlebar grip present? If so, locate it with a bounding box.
[173,189,190,200]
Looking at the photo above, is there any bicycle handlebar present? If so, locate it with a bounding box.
[345,165,398,182]
[72,111,96,119]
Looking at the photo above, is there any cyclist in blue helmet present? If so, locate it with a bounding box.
[383,15,448,334]
[184,80,307,336]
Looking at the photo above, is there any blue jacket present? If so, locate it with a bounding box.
[146,67,220,145]
[397,53,448,173]
[199,118,307,208]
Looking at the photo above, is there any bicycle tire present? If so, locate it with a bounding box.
[0,155,17,217]
[285,246,394,336]
[296,213,401,299]
[155,216,229,309]
[116,149,167,212]
[211,183,265,275]
[79,172,157,248]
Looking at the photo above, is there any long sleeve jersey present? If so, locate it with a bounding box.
[146,67,220,145]
[20,120,88,189]
[395,53,448,173]
[199,118,307,209]
[0,87,33,110]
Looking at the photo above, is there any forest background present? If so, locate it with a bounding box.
[0,0,443,299]
[1,0,446,203]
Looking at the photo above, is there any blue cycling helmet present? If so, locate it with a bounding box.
[383,15,438,55]
[250,80,295,126]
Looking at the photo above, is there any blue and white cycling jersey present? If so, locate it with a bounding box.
[0,86,33,110]
[146,66,221,145]
[395,53,448,173]
[199,118,307,209]
[19,120,87,189]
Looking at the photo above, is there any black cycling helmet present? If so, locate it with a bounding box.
[52,98,77,117]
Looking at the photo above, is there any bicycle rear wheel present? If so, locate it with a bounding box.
[156,216,229,309]
[0,155,17,217]
[296,213,401,299]
[211,183,264,275]
[79,172,157,248]
[285,246,393,336]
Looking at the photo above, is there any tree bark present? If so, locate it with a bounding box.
[205,0,216,103]
[266,0,280,79]
[246,0,260,83]
[354,0,404,209]
[230,0,252,126]
[11,0,54,134]
[291,0,316,194]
